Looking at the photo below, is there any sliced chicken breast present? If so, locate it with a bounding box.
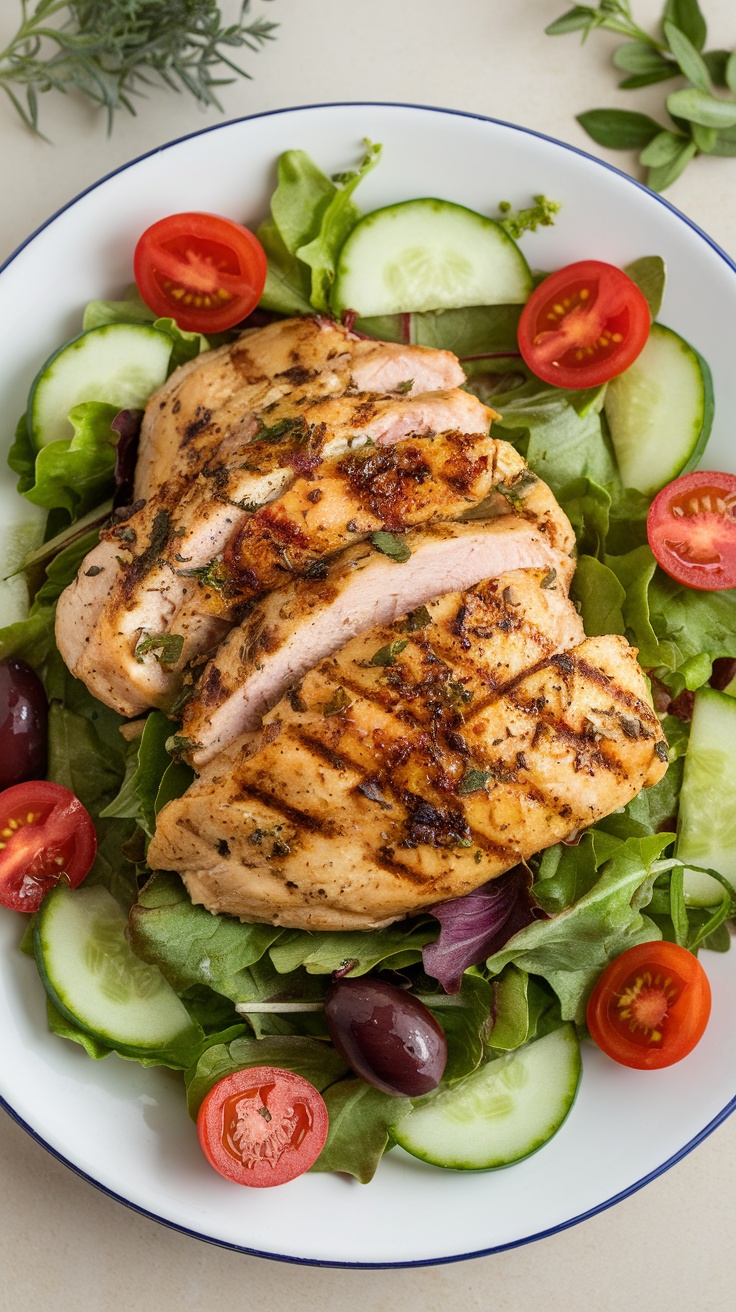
[149,607,667,930]
[182,519,577,765]
[135,316,465,499]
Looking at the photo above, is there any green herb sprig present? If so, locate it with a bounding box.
[0,0,278,138]
[547,0,736,190]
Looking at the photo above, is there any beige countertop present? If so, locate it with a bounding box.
[1,1,736,1306]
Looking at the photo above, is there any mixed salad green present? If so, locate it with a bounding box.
[1,140,735,1184]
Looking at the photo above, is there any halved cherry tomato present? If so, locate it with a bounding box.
[586,941,711,1070]
[197,1066,329,1187]
[0,781,97,913]
[517,260,650,388]
[134,212,267,333]
[647,470,736,591]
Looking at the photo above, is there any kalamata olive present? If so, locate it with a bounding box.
[0,659,48,789]
[324,977,448,1097]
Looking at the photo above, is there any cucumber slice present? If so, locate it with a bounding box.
[34,884,197,1056]
[676,687,736,906]
[29,324,173,451]
[391,1025,580,1170]
[0,573,31,627]
[332,198,532,317]
[0,488,46,582]
[604,323,713,496]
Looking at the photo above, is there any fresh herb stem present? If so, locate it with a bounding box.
[0,0,278,138]
[547,0,736,191]
[234,994,467,1015]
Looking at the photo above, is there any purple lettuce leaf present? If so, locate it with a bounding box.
[422,866,547,994]
[112,408,144,508]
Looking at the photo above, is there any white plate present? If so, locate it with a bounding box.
[1,103,735,1268]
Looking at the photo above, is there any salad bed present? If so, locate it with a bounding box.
[1,139,735,1187]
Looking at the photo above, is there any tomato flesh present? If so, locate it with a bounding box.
[648,470,736,591]
[197,1066,329,1187]
[586,941,711,1070]
[134,212,267,333]
[518,260,651,388]
[0,781,97,913]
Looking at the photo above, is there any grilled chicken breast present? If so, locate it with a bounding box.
[148,581,667,930]
[135,316,465,499]
[56,322,494,717]
[182,515,577,767]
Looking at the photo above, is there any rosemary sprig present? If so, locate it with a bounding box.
[547,0,736,191]
[0,0,278,138]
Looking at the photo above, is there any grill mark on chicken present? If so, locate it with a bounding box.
[232,779,340,837]
[181,407,213,447]
[574,656,660,725]
[289,729,351,774]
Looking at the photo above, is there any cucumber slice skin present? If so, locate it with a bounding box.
[390,1025,581,1171]
[332,198,532,318]
[28,324,173,452]
[677,687,736,907]
[34,884,196,1058]
[604,323,714,497]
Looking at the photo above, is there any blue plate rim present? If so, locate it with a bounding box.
[2,98,735,1268]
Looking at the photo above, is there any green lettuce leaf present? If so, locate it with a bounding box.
[185,1033,349,1118]
[496,395,617,500]
[0,528,101,666]
[258,217,314,315]
[608,545,736,692]
[487,833,673,1023]
[357,304,523,356]
[258,142,380,315]
[424,974,494,1083]
[83,292,209,369]
[101,710,174,838]
[269,921,436,977]
[570,555,626,637]
[311,1080,411,1183]
[20,402,119,518]
[128,872,283,1000]
[298,140,381,313]
[486,966,561,1055]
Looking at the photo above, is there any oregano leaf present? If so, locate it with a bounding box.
[662,0,707,52]
[662,20,711,94]
[577,108,663,149]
